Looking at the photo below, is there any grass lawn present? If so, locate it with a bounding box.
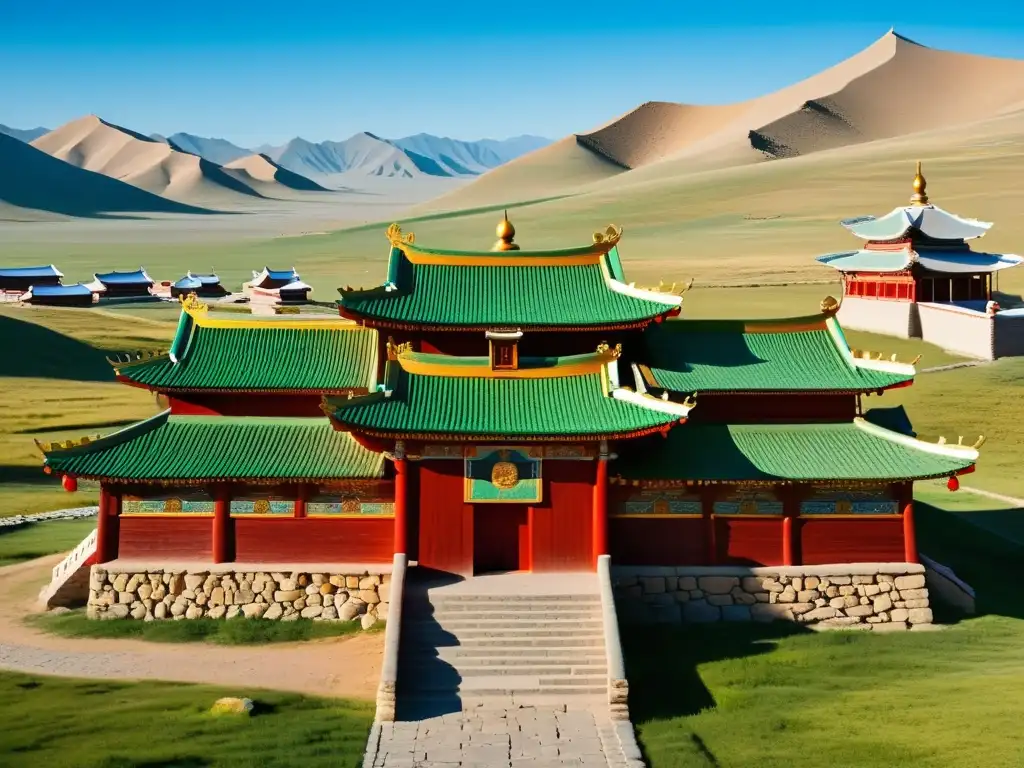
[0,671,373,768]
[31,610,383,645]
[625,499,1024,768]
[0,519,97,567]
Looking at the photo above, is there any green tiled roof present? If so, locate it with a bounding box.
[326,355,685,440]
[338,247,679,329]
[115,310,378,392]
[41,412,385,482]
[613,419,976,482]
[641,316,913,393]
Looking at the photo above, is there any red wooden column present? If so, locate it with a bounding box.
[902,486,918,563]
[781,486,800,566]
[393,442,408,555]
[295,483,307,519]
[96,484,113,563]
[212,485,232,564]
[701,487,717,565]
[592,443,609,567]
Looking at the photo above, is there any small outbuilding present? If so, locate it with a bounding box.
[85,268,155,299]
[22,283,95,307]
[0,265,64,295]
[170,272,229,299]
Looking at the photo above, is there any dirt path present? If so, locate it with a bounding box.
[0,556,382,700]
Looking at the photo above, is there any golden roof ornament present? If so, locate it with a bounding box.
[910,161,929,206]
[386,222,415,248]
[593,224,623,246]
[820,295,840,316]
[493,211,520,251]
[180,292,208,314]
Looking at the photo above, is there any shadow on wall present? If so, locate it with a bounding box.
[0,315,115,381]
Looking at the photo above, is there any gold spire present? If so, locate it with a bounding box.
[910,160,929,206]
[492,210,520,251]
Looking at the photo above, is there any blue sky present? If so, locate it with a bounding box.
[3,1,1024,146]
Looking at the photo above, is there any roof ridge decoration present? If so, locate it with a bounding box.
[593,224,623,247]
[910,160,929,206]
[386,222,416,248]
[180,291,209,315]
[106,348,169,371]
[388,341,626,379]
[853,417,983,460]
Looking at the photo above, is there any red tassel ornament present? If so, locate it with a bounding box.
[62,474,78,493]
[947,475,959,492]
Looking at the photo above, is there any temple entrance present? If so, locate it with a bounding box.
[473,505,529,574]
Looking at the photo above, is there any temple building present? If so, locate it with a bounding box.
[39,216,983,592]
[245,267,312,304]
[0,264,63,295]
[85,268,156,300]
[22,283,96,307]
[169,272,229,299]
[818,163,1024,359]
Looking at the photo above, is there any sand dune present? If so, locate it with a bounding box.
[0,132,210,220]
[30,116,336,208]
[434,30,1024,211]
[223,153,332,192]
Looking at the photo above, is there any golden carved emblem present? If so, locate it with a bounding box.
[738,499,758,515]
[164,497,183,515]
[253,499,271,516]
[653,499,670,515]
[342,499,361,515]
[835,499,853,515]
[820,295,840,315]
[491,450,520,490]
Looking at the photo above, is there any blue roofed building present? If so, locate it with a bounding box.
[22,283,95,307]
[170,272,229,299]
[85,268,155,299]
[0,264,64,294]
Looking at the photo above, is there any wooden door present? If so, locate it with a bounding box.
[473,505,529,574]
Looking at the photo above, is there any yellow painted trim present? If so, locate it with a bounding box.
[402,249,605,267]
[397,351,616,378]
[712,514,786,519]
[184,304,362,331]
[799,514,901,520]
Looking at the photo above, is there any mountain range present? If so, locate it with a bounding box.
[422,30,1024,213]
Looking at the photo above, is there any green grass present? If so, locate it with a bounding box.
[30,610,383,645]
[627,497,1024,768]
[0,671,373,768]
[0,519,97,567]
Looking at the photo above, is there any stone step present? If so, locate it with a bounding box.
[403,618,602,626]
[421,600,602,612]
[425,594,601,603]
[402,646,607,660]
[402,673,608,696]
[407,608,602,621]
[404,625,605,639]
[409,636,607,648]
[397,692,607,713]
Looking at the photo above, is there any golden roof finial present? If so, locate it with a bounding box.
[910,160,929,206]
[493,210,520,251]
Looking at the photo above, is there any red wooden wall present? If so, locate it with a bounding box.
[799,517,904,564]
[609,517,704,565]
[117,517,212,560]
[714,517,783,566]
[417,460,474,576]
[530,461,595,572]
[233,518,392,562]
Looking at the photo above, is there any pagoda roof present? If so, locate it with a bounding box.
[113,296,377,394]
[611,419,980,485]
[818,247,1022,274]
[337,223,682,331]
[324,344,694,441]
[0,264,63,278]
[251,267,300,288]
[92,268,155,286]
[39,411,385,484]
[638,309,915,394]
[840,204,991,242]
[24,283,94,298]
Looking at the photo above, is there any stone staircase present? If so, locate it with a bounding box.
[397,573,608,713]
[38,527,97,609]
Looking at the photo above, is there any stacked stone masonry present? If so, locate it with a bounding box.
[87,567,389,628]
[612,564,932,631]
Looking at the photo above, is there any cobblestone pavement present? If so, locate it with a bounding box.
[365,704,644,768]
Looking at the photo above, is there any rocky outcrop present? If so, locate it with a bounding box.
[1,506,98,530]
[613,564,933,631]
[87,567,388,627]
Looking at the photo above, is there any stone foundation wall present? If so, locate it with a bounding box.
[87,567,389,628]
[612,564,932,631]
